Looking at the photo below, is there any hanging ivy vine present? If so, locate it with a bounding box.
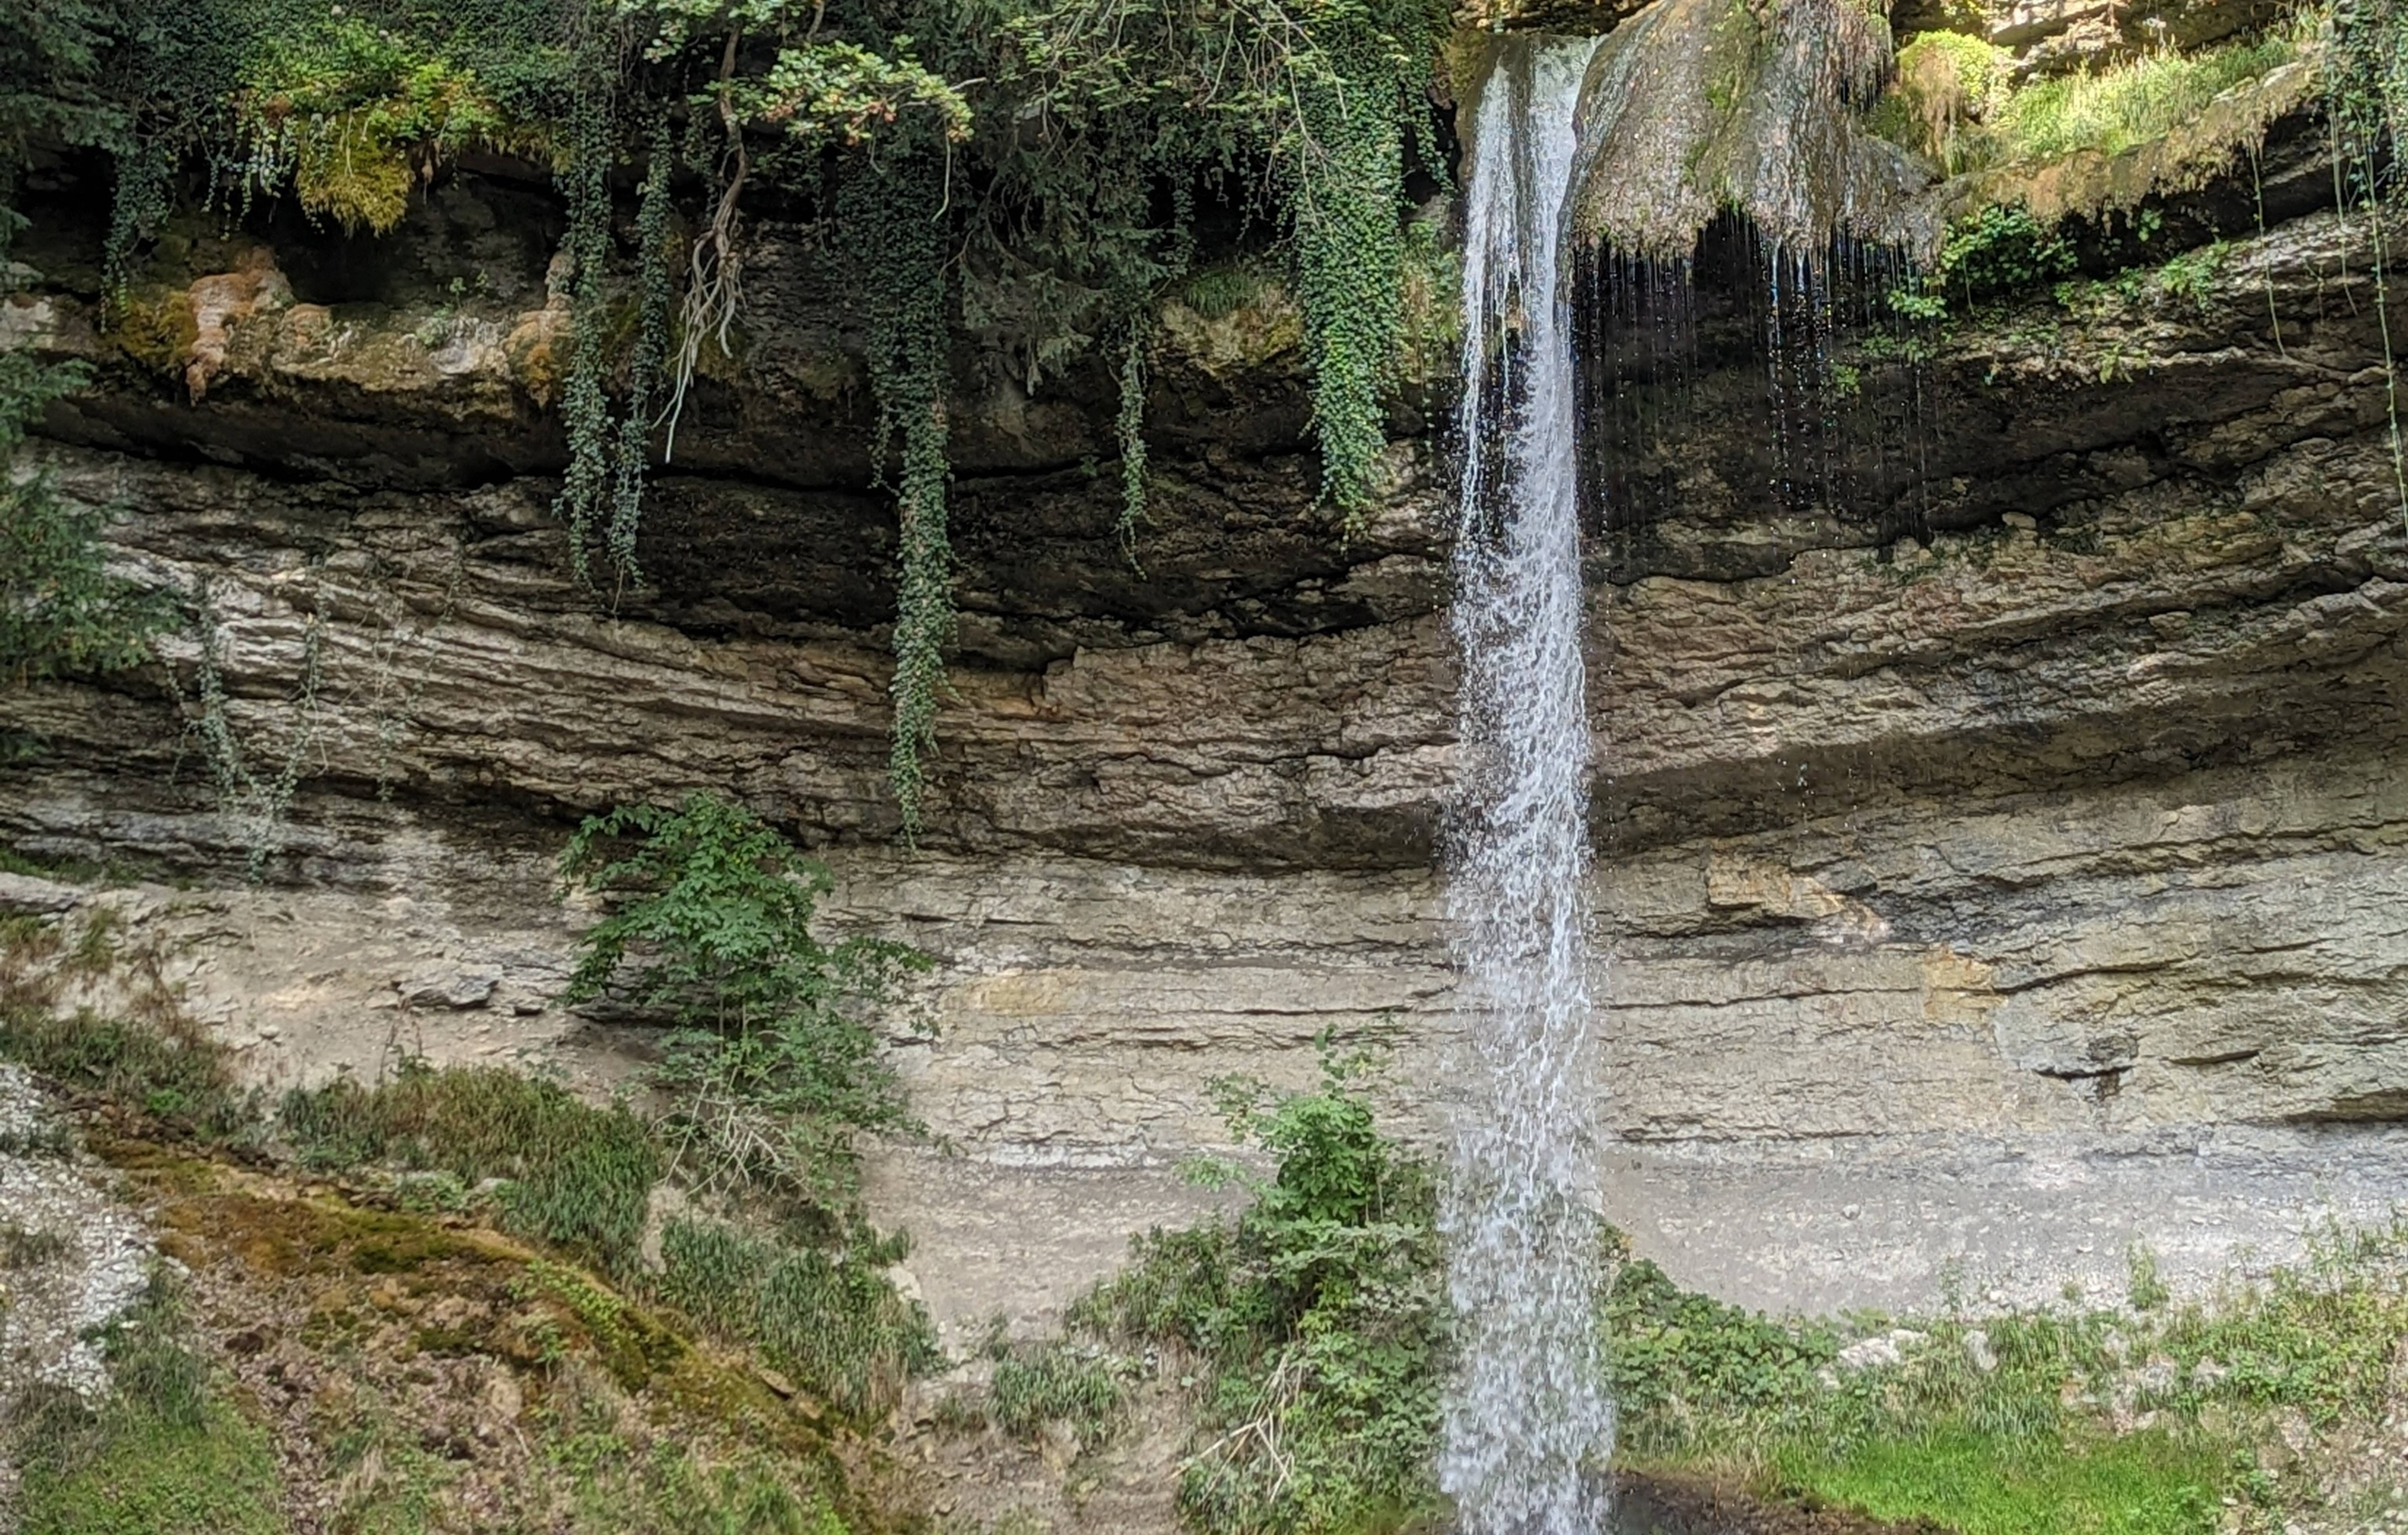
[18,0,1451,838]
[611,113,680,586]
[557,70,615,587]
[1284,7,1428,525]
[837,151,954,839]
[2335,0,2408,530]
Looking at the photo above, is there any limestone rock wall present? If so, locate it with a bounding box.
[5,144,2407,1323]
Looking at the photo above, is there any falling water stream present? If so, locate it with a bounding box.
[1444,21,1929,1528]
[1443,34,1615,1535]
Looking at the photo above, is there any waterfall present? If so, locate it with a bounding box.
[1443,33,1614,1535]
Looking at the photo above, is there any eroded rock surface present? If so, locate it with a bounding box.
[4,153,2407,1336]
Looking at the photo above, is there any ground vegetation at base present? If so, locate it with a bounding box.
[951,1063,2408,1535]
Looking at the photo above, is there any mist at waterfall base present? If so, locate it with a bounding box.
[1440,33,1936,1535]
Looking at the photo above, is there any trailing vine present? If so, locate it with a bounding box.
[20,0,1453,837]
[2334,0,2408,531]
[611,114,679,587]
[178,589,326,881]
[556,71,615,588]
[838,151,954,839]
[1115,321,1151,567]
[1284,8,1426,526]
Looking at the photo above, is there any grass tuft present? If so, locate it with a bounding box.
[282,1060,662,1277]
[656,1215,940,1420]
[990,1343,1127,1441]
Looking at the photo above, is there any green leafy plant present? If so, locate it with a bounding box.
[1069,1045,1450,1533]
[561,792,929,1207]
[0,355,171,690]
[2152,240,2228,312]
[835,155,956,841]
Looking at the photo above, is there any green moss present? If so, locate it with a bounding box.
[233,14,532,235]
[1884,31,2012,172]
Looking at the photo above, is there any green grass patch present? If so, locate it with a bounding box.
[283,1060,662,1278]
[277,1058,942,1421]
[1775,1428,2224,1535]
[16,1277,289,1535]
[1,909,251,1139]
[1991,32,2306,164]
[1872,20,2317,175]
[990,1342,1127,1442]
[534,1359,858,1535]
[655,1215,940,1421]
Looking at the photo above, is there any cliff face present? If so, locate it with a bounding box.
[6,100,2408,1334]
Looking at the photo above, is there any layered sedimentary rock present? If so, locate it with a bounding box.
[6,109,2407,1326]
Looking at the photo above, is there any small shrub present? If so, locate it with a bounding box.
[2128,1243,2172,1312]
[2152,241,2228,312]
[1072,1046,1449,1533]
[0,354,172,689]
[562,793,929,1210]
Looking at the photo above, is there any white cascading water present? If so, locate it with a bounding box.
[1442,34,1615,1535]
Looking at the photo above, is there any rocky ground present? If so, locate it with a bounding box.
[0,1065,154,1524]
